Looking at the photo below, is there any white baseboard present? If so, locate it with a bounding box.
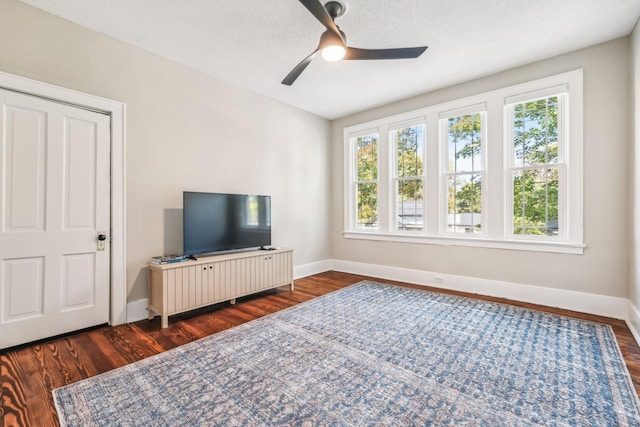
[627,301,640,345]
[127,298,149,323]
[294,260,331,280]
[127,258,638,347]
[329,259,629,321]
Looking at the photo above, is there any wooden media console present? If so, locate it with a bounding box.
[147,248,294,328]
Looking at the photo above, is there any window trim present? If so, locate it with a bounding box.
[343,70,584,255]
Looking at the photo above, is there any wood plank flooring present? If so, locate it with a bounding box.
[2,271,640,426]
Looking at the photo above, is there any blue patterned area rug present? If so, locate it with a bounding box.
[54,281,640,426]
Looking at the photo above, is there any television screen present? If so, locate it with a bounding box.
[183,192,271,256]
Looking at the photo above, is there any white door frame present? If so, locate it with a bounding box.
[0,70,127,326]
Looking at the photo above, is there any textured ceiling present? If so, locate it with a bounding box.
[18,0,640,119]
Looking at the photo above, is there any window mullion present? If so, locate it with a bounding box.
[378,125,390,233]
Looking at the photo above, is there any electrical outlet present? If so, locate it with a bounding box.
[434,275,443,284]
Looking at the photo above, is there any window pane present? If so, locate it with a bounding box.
[511,96,561,238]
[397,179,423,231]
[356,135,378,180]
[396,125,425,178]
[447,113,482,173]
[357,183,378,229]
[447,174,482,233]
[513,97,558,167]
[513,168,559,235]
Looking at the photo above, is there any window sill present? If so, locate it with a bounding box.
[342,231,585,255]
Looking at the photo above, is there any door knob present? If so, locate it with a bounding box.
[97,231,107,251]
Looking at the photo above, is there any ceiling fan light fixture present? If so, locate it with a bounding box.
[321,45,346,61]
[318,29,345,61]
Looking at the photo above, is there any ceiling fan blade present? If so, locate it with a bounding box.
[281,49,320,86]
[344,46,428,60]
[298,0,344,42]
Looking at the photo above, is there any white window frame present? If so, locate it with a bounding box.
[345,128,381,233]
[505,91,567,242]
[389,119,427,234]
[439,106,488,237]
[343,70,584,254]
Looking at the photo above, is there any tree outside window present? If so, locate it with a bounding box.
[394,125,425,231]
[354,134,378,229]
[511,97,559,236]
[445,113,484,234]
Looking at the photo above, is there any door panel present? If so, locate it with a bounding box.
[65,118,98,229]
[0,89,111,349]
[3,106,46,232]
[1,257,44,322]
[62,253,95,310]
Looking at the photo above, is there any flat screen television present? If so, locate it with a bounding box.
[183,192,271,257]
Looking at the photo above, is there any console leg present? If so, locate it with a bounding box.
[161,315,168,329]
[230,298,236,305]
[290,280,295,291]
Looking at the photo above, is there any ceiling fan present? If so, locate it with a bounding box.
[282,0,428,86]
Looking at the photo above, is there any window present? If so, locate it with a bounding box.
[508,96,563,238]
[392,124,426,232]
[343,70,583,254]
[442,112,485,235]
[352,133,379,230]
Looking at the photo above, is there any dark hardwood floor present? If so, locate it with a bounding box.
[2,271,640,426]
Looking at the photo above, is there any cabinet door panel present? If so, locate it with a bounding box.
[236,258,247,295]
[248,256,258,293]
[205,263,215,304]
[273,252,293,284]
[266,256,275,289]
[182,267,192,310]
[173,267,183,312]
[217,261,227,300]
[167,269,176,314]
[201,263,209,304]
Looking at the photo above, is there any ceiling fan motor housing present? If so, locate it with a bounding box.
[324,1,346,19]
[319,28,346,49]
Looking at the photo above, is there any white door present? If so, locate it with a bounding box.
[0,89,111,349]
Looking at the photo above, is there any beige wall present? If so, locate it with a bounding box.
[631,19,640,311]
[0,0,331,302]
[331,38,632,298]
[1,0,635,305]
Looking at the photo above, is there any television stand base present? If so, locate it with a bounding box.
[147,248,293,328]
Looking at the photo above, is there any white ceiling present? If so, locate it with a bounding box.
[18,0,640,120]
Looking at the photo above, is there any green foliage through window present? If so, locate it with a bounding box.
[446,113,483,233]
[355,135,379,228]
[395,125,425,231]
[357,135,378,181]
[396,126,424,179]
[512,97,559,236]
